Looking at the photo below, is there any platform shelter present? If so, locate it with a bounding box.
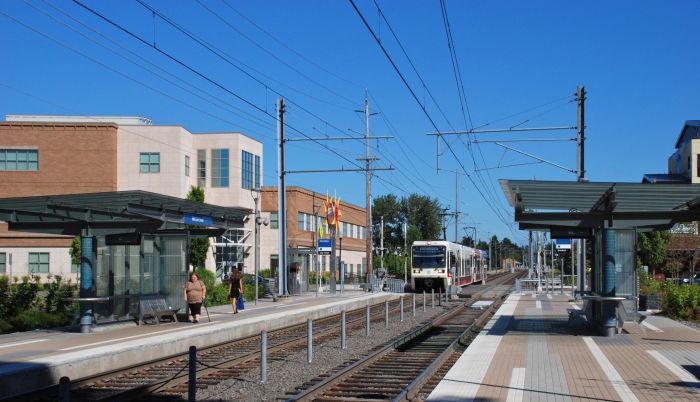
[0,190,249,332]
[500,180,700,336]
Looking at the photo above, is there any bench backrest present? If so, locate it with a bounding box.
[139,294,169,314]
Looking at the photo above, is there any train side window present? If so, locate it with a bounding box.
[449,253,456,268]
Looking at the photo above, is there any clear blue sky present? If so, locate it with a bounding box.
[2,0,699,246]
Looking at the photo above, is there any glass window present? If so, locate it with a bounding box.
[270,254,279,275]
[28,252,49,273]
[270,212,279,229]
[211,149,229,187]
[242,150,253,189]
[185,155,190,177]
[0,253,5,274]
[139,152,160,173]
[696,154,700,177]
[0,149,38,171]
[297,212,305,230]
[411,245,447,269]
[197,149,206,187]
[254,155,261,189]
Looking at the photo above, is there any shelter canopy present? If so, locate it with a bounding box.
[0,190,250,236]
[499,180,700,232]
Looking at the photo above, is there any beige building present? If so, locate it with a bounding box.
[0,115,262,280]
[644,120,700,184]
[257,186,368,289]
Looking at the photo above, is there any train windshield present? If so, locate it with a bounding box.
[412,245,446,269]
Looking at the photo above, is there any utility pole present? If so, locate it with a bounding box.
[277,98,288,297]
[455,172,459,242]
[403,220,407,283]
[251,188,262,305]
[358,93,379,283]
[379,215,384,276]
[576,86,586,182]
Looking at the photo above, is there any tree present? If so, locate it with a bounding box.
[186,186,209,269]
[69,236,81,265]
[637,231,671,272]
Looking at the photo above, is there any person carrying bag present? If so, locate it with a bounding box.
[228,269,243,314]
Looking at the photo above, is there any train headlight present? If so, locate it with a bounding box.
[413,269,420,273]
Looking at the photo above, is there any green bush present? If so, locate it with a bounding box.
[0,318,13,334]
[10,309,71,332]
[206,283,230,307]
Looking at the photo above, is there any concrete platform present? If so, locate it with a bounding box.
[0,290,397,400]
[428,292,700,402]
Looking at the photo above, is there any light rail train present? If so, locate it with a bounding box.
[410,240,487,292]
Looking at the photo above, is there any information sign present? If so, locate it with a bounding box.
[318,238,333,255]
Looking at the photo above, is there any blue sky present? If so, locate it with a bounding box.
[2,0,699,245]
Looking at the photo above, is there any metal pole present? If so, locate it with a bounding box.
[560,256,564,295]
[59,376,70,402]
[400,296,404,322]
[577,86,586,182]
[412,293,416,317]
[423,290,426,312]
[277,98,288,296]
[403,221,407,284]
[364,93,374,283]
[380,215,384,275]
[366,303,370,336]
[431,289,435,309]
[188,346,196,402]
[340,237,344,295]
[261,330,267,383]
[571,242,576,297]
[252,189,260,306]
[307,319,313,363]
[341,311,347,349]
[385,300,389,329]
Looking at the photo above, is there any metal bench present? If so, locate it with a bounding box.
[137,294,179,325]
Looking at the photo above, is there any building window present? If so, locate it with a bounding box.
[298,212,305,231]
[28,252,49,273]
[211,149,229,187]
[0,149,38,171]
[270,254,279,274]
[139,152,160,173]
[242,151,254,189]
[0,253,5,274]
[696,154,700,177]
[254,155,261,189]
[197,149,206,187]
[270,212,279,229]
[185,155,190,177]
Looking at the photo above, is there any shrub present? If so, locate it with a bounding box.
[10,309,71,332]
[206,283,230,307]
[44,275,76,314]
[0,318,13,334]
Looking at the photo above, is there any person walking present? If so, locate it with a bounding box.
[228,269,243,314]
[184,272,206,323]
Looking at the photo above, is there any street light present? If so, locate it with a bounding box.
[251,188,268,306]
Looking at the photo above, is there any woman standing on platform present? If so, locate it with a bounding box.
[184,272,206,323]
[228,269,243,314]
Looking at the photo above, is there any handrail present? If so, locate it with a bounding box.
[60,296,113,302]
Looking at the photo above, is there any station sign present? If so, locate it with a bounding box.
[550,227,591,239]
[183,214,212,226]
[318,238,333,255]
[555,238,571,250]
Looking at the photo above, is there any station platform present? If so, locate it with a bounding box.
[428,292,700,402]
[0,289,396,400]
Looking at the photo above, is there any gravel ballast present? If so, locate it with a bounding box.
[196,301,452,401]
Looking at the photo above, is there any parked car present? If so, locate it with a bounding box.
[694,272,700,285]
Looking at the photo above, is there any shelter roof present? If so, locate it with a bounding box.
[499,180,700,232]
[0,190,250,236]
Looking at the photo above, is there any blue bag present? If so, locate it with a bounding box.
[236,296,245,311]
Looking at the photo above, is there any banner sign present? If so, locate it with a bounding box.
[555,239,571,250]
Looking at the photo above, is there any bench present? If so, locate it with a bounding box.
[616,300,646,334]
[137,294,179,325]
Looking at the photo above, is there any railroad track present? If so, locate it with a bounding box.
[284,271,520,401]
[9,298,411,402]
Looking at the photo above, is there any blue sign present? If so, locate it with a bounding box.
[555,239,571,250]
[183,214,212,226]
[318,238,333,254]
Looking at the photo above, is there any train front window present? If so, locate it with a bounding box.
[412,246,446,269]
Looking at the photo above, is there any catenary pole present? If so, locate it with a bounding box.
[277,98,288,296]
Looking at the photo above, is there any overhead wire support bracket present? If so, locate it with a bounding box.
[284,167,394,174]
[285,135,393,142]
[474,137,576,143]
[494,142,575,174]
[426,126,576,135]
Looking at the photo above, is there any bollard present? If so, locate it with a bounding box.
[307,319,313,363]
[385,300,389,329]
[341,311,347,349]
[431,289,435,309]
[400,296,404,322]
[423,290,426,312]
[412,292,416,317]
[59,376,70,402]
[188,346,197,402]
[439,288,442,306]
[366,304,370,337]
[261,330,267,383]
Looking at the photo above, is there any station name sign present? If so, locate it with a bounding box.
[183,214,212,226]
[318,238,333,255]
[550,227,591,239]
